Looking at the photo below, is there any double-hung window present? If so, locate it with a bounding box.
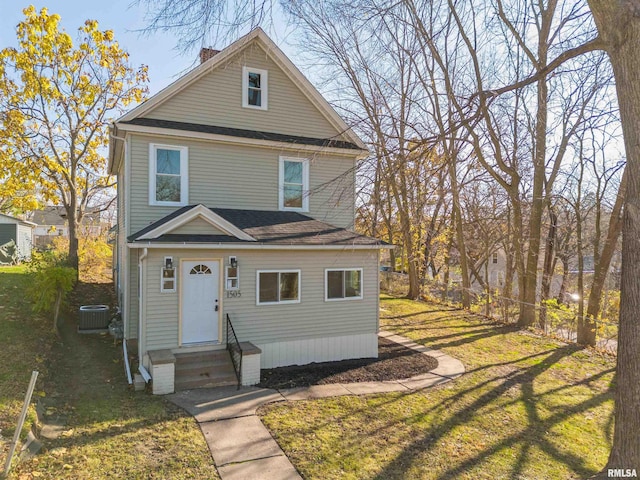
[149,144,188,206]
[279,156,309,211]
[257,270,300,305]
[242,67,268,110]
[325,268,363,301]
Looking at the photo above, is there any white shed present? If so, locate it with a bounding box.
[0,213,35,263]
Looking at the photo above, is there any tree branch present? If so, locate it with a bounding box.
[482,36,605,98]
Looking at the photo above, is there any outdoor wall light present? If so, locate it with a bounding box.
[229,256,238,268]
[165,257,173,270]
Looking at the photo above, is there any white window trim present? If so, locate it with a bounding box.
[256,269,301,305]
[160,268,177,293]
[225,264,239,291]
[149,143,189,206]
[242,66,268,110]
[279,156,309,212]
[325,268,364,302]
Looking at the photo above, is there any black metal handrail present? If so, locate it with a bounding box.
[226,314,242,389]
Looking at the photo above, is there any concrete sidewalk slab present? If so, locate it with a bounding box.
[379,330,465,380]
[342,380,409,395]
[279,383,352,400]
[399,373,451,390]
[218,456,302,480]
[201,416,285,465]
[168,386,285,422]
[432,358,465,379]
[168,330,466,480]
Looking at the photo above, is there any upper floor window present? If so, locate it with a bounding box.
[242,67,268,110]
[492,252,498,264]
[149,144,188,206]
[279,156,309,212]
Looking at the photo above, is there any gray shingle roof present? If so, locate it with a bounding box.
[128,206,386,247]
[121,118,363,151]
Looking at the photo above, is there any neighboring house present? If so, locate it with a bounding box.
[109,28,390,394]
[469,248,617,301]
[0,213,35,263]
[30,206,103,247]
[470,250,507,292]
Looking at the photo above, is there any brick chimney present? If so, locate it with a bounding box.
[199,47,220,64]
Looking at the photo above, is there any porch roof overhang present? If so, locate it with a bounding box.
[127,205,392,249]
[128,241,392,250]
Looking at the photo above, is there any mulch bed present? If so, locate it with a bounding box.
[258,337,438,389]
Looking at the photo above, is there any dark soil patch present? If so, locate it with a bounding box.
[258,337,438,389]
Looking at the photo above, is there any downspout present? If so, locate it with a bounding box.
[138,247,151,382]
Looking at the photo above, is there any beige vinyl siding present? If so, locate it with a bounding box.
[171,217,227,235]
[145,44,345,142]
[128,134,355,233]
[142,248,379,357]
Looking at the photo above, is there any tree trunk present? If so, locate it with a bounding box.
[584,167,626,334]
[539,208,558,332]
[588,0,640,471]
[66,195,80,275]
[519,2,556,327]
[449,159,471,308]
[53,288,62,334]
[576,204,586,343]
[519,74,549,327]
[557,256,570,304]
[442,230,453,302]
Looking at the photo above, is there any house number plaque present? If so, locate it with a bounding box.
[226,290,242,298]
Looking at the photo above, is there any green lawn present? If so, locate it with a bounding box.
[0,267,51,444]
[0,266,219,480]
[260,295,615,480]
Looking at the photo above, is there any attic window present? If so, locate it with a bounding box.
[242,67,268,110]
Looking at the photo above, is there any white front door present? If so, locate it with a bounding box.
[181,260,220,344]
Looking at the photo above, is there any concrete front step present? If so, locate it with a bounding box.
[176,359,235,373]
[174,349,239,390]
[175,374,239,390]
[175,350,231,364]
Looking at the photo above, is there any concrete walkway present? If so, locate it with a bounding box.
[167,331,465,480]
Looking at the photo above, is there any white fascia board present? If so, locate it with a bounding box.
[115,122,367,158]
[128,242,393,250]
[136,204,256,242]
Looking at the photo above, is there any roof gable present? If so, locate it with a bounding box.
[117,28,366,150]
[134,204,255,242]
[171,216,227,236]
[129,206,388,247]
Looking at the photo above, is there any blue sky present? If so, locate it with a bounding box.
[0,1,296,96]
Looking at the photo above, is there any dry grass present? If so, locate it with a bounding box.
[259,295,615,479]
[0,266,219,480]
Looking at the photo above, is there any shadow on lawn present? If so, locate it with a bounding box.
[368,342,615,480]
[263,308,615,480]
[410,324,521,352]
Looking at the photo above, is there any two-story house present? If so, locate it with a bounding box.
[109,28,389,394]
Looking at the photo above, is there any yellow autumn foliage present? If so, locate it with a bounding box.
[0,6,148,265]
